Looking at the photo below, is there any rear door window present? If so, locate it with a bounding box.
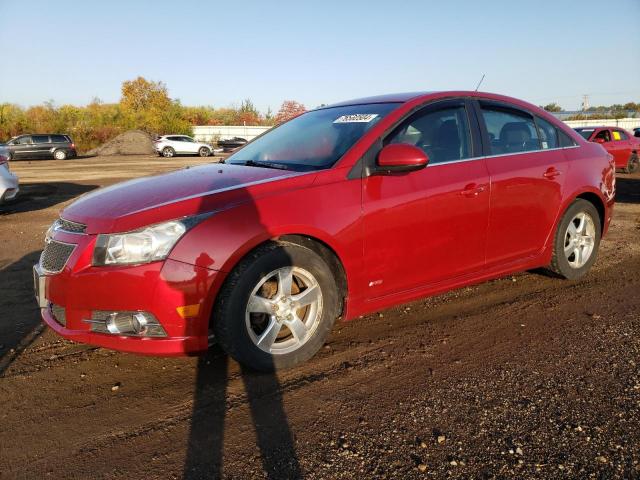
[387,103,471,165]
[612,130,628,141]
[480,105,540,155]
[32,135,50,144]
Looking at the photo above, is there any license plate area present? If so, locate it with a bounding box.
[33,264,48,308]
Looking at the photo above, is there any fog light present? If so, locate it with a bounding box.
[85,311,167,337]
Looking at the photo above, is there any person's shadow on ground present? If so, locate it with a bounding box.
[183,348,303,479]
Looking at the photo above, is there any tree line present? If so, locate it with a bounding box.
[0,77,307,152]
[541,102,640,120]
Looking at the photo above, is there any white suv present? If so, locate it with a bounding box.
[154,135,213,158]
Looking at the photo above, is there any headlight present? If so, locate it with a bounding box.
[92,216,208,266]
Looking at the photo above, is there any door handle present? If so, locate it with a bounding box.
[543,168,562,179]
[460,183,485,197]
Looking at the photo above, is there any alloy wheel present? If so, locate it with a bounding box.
[564,211,596,269]
[245,266,323,354]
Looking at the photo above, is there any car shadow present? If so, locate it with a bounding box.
[0,251,44,376]
[0,182,98,215]
[615,174,640,204]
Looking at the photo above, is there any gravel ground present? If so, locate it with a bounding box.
[0,156,639,479]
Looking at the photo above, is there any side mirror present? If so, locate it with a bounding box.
[376,144,429,174]
[594,137,606,144]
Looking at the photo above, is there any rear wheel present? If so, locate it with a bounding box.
[625,154,639,174]
[213,242,340,371]
[53,149,67,160]
[162,147,175,158]
[548,199,600,280]
[198,147,210,157]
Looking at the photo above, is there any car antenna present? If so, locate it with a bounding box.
[474,74,485,92]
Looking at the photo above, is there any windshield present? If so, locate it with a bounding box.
[575,128,594,140]
[226,103,400,171]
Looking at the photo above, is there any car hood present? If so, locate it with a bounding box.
[61,163,311,234]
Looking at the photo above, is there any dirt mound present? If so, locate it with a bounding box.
[87,130,154,156]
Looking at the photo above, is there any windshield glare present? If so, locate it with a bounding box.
[575,128,594,140]
[227,103,400,171]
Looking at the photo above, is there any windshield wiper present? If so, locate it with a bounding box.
[242,160,290,170]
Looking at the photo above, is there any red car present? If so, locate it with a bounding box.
[574,126,640,173]
[34,91,615,371]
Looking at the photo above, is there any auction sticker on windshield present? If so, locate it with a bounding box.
[334,114,379,123]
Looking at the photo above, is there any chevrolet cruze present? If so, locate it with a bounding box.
[35,91,616,371]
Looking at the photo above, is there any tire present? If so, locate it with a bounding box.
[625,154,639,174]
[198,147,210,157]
[53,149,67,160]
[547,199,601,280]
[213,241,340,371]
[162,147,175,158]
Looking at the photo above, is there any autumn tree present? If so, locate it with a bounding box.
[275,100,306,124]
[120,77,171,112]
[119,76,191,135]
[236,98,261,125]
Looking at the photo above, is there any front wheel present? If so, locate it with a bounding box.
[547,199,601,280]
[53,149,67,160]
[198,147,210,157]
[213,242,340,371]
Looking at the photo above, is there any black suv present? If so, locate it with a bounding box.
[3,134,77,160]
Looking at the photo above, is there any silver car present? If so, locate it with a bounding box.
[0,146,19,203]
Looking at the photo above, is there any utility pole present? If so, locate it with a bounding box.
[581,94,590,111]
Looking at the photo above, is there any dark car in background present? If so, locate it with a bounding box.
[218,136,247,152]
[634,127,640,138]
[3,134,77,160]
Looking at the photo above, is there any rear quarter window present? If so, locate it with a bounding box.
[559,130,577,147]
[50,135,69,143]
[535,117,559,149]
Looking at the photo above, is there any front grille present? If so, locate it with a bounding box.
[51,304,66,326]
[57,218,86,234]
[40,240,76,274]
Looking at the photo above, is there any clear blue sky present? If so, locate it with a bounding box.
[1,0,639,112]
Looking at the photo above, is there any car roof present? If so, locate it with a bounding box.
[17,133,71,137]
[323,91,544,112]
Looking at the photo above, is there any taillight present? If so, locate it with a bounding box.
[71,143,76,148]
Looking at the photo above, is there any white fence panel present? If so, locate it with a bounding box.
[563,118,640,130]
[192,125,272,143]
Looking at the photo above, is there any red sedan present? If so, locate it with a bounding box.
[34,91,616,370]
[574,126,640,173]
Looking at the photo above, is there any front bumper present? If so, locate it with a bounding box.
[36,230,219,356]
[0,168,19,202]
[41,306,208,355]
